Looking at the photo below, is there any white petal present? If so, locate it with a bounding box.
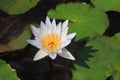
[58,48,75,60]
[56,22,62,35]
[62,27,68,36]
[61,20,69,37]
[62,20,68,29]
[33,50,48,61]
[61,27,68,42]
[30,25,39,37]
[61,39,71,48]
[45,16,51,27]
[40,21,47,33]
[47,23,52,34]
[67,32,76,39]
[40,21,46,30]
[61,36,67,46]
[61,32,76,48]
[27,40,41,49]
[49,53,57,60]
[52,18,57,33]
[57,50,62,54]
[40,21,50,36]
[45,17,52,34]
[52,18,56,28]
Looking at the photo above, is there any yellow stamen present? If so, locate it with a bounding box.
[42,34,61,52]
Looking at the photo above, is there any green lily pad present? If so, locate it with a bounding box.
[91,0,120,12]
[72,33,120,80]
[0,25,31,52]
[48,3,109,41]
[0,59,19,80]
[0,0,39,15]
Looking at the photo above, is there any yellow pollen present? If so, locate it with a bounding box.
[42,34,61,52]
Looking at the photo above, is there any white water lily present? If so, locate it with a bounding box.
[27,16,76,61]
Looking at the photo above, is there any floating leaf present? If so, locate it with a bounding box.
[0,25,31,52]
[0,59,19,80]
[72,33,120,80]
[0,44,11,53]
[0,0,39,15]
[48,3,109,41]
[91,0,120,12]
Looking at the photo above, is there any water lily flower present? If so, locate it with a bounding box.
[27,16,76,61]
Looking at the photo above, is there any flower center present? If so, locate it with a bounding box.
[42,34,61,52]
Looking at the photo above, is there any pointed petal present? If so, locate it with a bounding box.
[33,50,48,61]
[40,21,48,33]
[40,21,46,30]
[45,16,51,27]
[49,53,57,60]
[30,25,39,37]
[57,22,61,28]
[61,39,71,48]
[57,50,62,54]
[62,20,68,29]
[58,48,75,60]
[40,21,51,36]
[52,18,56,28]
[61,32,76,48]
[44,16,53,34]
[27,40,41,49]
[63,27,68,35]
[56,22,62,35]
[61,27,68,43]
[52,18,56,33]
[67,32,76,39]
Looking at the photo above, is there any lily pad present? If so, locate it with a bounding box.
[0,59,19,80]
[48,3,109,41]
[0,25,31,52]
[91,0,120,12]
[0,0,39,15]
[72,33,120,80]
